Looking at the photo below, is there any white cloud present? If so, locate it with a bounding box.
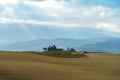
[24,0,63,9]
[0,0,18,4]
[1,17,120,34]
[96,23,120,33]
[23,0,120,18]
[0,17,11,24]
[0,0,120,33]
[49,13,60,17]
[1,8,14,16]
[0,17,80,27]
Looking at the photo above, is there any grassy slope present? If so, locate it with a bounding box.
[0,51,120,80]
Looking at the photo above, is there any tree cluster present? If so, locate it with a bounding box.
[43,45,76,52]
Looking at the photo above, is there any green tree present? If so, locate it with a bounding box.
[48,45,57,51]
[69,48,76,52]
[43,47,47,52]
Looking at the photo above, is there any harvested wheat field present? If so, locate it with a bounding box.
[0,51,120,80]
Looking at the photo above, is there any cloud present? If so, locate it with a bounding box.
[24,0,63,9]
[0,17,10,24]
[0,0,120,34]
[0,0,18,4]
[96,23,120,33]
[0,17,80,27]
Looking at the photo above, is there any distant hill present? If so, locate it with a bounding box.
[0,38,92,51]
[80,39,120,53]
[0,38,120,53]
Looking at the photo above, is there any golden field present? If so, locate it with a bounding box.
[0,51,120,80]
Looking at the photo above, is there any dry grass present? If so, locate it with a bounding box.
[0,51,120,80]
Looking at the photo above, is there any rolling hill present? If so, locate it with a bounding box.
[80,39,120,53]
[0,38,92,51]
[0,51,120,80]
[0,38,120,53]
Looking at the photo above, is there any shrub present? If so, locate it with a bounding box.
[41,51,85,58]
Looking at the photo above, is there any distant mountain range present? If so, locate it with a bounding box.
[79,39,120,53]
[0,38,120,53]
[0,38,92,51]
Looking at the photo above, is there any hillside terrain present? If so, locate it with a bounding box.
[0,51,120,80]
[80,39,120,53]
[0,38,120,53]
[0,38,91,51]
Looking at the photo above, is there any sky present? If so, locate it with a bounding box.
[0,0,120,45]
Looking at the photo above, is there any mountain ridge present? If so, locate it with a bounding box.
[0,38,91,51]
[80,39,120,53]
[0,38,120,53]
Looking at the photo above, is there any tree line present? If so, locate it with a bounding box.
[43,45,76,52]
